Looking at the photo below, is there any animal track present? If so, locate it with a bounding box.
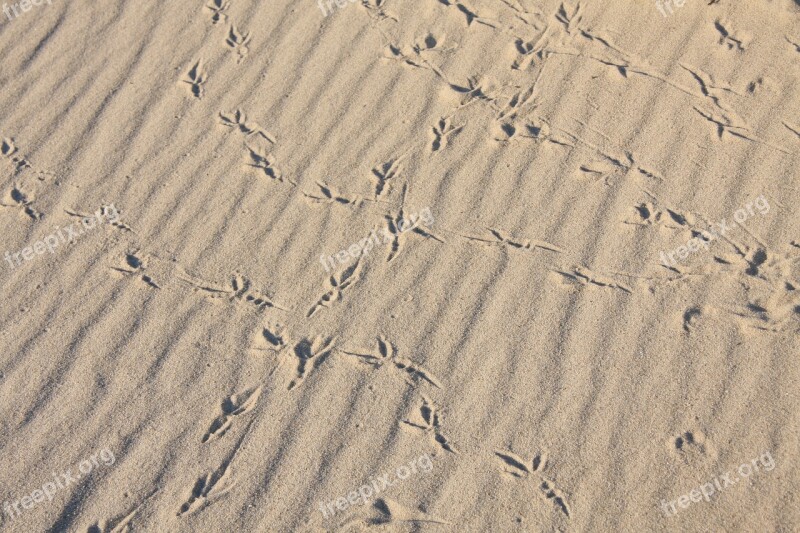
[554,266,632,293]
[654,230,800,332]
[558,23,695,92]
[682,306,703,333]
[360,0,398,23]
[494,83,539,143]
[0,184,43,220]
[729,301,793,333]
[251,324,289,354]
[403,396,456,453]
[225,25,251,63]
[202,387,261,443]
[784,122,800,141]
[499,0,544,26]
[692,106,788,153]
[456,227,562,254]
[371,158,403,198]
[693,106,753,141]
[307,258,364,317]
[368,498,451,526]
[512,33,550,71]
[1,137,31,171]
[746,77,770,95]
[382,186,445,262]
[437,0,496,28]
[624,202,693,230]
[66,206,135,233]
[303,181,370,207]
[431,117,462,152]
[578,158,625,185]
[714,19,749,51]
[671,430,714,463]
[555,1,584,36]
[495,450,570,518]
[287,336,336,391]
[411,33,453,56]
[0,136,55,180]
[109,252,160,289]
[563,129,664,183]
[572,141,654,182]
[245,144,294,185]
[205,0,229,24]
[382,37,451,82]
[178,465,234,517]
[520,118,576,146]
[383,44,429,71]
[679,64,739,111]
[342,335,442,388]
[508,2,586,71]
[183,61,208,99]
[723,262,800,333]
[179,271,286,312]
[219,109,275,142]
[87,489,159,533]
[451,75,505,110]
[178,419,254,517]
[498,84,538,122]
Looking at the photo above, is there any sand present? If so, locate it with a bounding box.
[0,0,799,531]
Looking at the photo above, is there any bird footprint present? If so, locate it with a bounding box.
[495,450,570,517]
[342,335,442,388]
[245,144,294,185]
[403,396,457,453]
[183,60,208,99]
[226,25,251,63]
[219,109,275,142]
[205,0,229,24]
[288,336,336,391]
[431,117,462,152]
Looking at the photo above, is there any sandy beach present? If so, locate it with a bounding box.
[0,0,798,531]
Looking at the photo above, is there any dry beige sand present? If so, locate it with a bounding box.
[0,0,799,531]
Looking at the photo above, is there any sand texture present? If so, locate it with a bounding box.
[1,0,799,531]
